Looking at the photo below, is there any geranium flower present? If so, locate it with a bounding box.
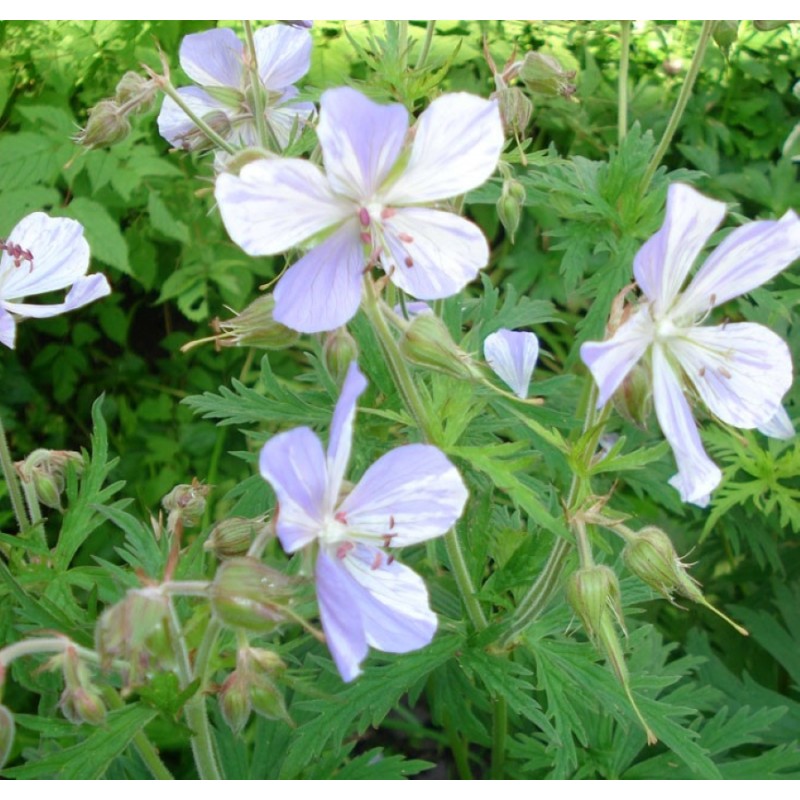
[484,328,539,398]
[157,25,314,151]
[215,86,504,333]
[259,361,468,681]
[0,213,111,349]
[581,184,800,506]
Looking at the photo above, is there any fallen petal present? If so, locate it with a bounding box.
[484,328,539,398]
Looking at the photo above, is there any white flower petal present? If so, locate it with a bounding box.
[215,158,351,256]
[757,406,795,440]
[633,184,726,312]
[652,345,722,507]
[484,329,539,398]
[383,208,488,299]
[1,213,90,299]
[383,94,504,205]
[670,322,792,429]
[317,87,409,200]
[179,28,244,88]
[272,219,365,334]
[673,209,800,321]
[580,309,654,407]
[338,444,468,547]
[266,96,315,149]
[157,86,228,149]
[326,362,368,508]
[254,24,312,89]
[4,274,111,319]
[0,307,16,349]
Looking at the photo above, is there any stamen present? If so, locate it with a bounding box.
[381,208,396,220]
[360,232,372,245]
[371,551,383,570]
[387,555,395,565]
[382,533,397,547]
[336,541,354,559]
[398,232,414,243]
[1,238,34,271]
[718,366,732,379]
[335,511,348,524]
[404,256,414,268]
[389,515,395,530]
[358,207,371,227]
[698,366,706,377]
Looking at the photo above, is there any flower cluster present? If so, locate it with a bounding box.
[581,184,800,506]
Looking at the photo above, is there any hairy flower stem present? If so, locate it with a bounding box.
[166,601,222,780]
[618,20,631,145]
[639,20,714,193]
[20,480,45,549]
[503,381,609,643]
[415,20,436,70]
[0,415,30,535]
[158,80,236,155]
[243,20,271,151]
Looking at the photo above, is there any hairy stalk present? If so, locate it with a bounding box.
[415,20,436,70]
[243,20,271,150]
[640,20,714,192]
[618,20,631,145]
[0,415,30,534]
[166,602,222,780]
[20,480,45,549]
[158,80,236,155]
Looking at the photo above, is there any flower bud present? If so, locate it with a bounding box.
[249,671,292,724]
[712,22,739,57]
[180,110,233,151]
[0,705,14,768]
[400,314,482,382]
[59,686,107,726]
[205,517,269,560]
[491,86,533,136]
[115,71,158,111]
[74,100,131,149]
[16,449,84,511]
[210,558,296,634]
[207,295,299,351]
[219,670,252,734]
[95,587,173,685]
[519,52,577,98]
[323,328,360,384]
[612,361,652,428]
[162,479,210,530]
[496,178,526,243]
[566,565,624,641]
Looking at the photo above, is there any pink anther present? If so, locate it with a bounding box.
[335,511,348,524]
[398,232,414,243]
[336,541,354,559]
[358,207,371,227]
[381,208,396,220]
[371,551,383,570]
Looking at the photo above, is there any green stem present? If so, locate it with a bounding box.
[20,480,45,549]
[618,20,631,146]
[0,415,30,534]
[640,20,714,192]
[166,602,222,780]
[443,528,487,631]
[490,695,507,779]
[415,20,435,70]
[243,20,270,150]
[159,81,236,155]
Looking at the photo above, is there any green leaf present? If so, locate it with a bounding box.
[148,191,190,243]
[60,197,131,274]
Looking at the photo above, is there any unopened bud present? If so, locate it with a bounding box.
[115,71,158,111]
[16,449,84,511]
[60,686,107,726]
[181,110,233,151]
[496,178,526,242]
[162,478,210,530]
[95,587,173,685]
[205,295,299,351]
[250,671,292,724]
[0,705,14,768]
[612,362,652,428]
[712,21,739,57]
[491,86,532,136]
[210,558,296,634]
[205,517,269,560]
[566,565,624,641]
[400,313,481,381]
[519,52,577,98]
[219,670,252,734]
[323,328,359,384]
[75,100,131,149]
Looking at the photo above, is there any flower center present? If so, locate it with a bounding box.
[319,512,349,546]
[654,314,680,343]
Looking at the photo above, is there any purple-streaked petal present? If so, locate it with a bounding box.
[317,87,409,200]
[383,209,488,300]
[1,213,89,299]
[259,427,328,553]
[484,329,539,398]
[272,220,365,333]
[157,86,228,149]
[580,309,653,407]
[316,548,368,682]
[633,184,726,312]
[0,307,16,349]
[179,28,244,88]
[254,24,312,89]
[392,301,432,319]
[215,158,351,256]
[673,209,800,321]
[382,94,504,205]
[316,544,438,681]
[326,361,368,507]
[669,322,792,429]
[758,406,795,440]
[338,444,468,546]
[652,345,722,507]
[4,274,111,319]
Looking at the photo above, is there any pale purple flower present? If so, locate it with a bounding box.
[0,213,110,349]
[216,86,504,333]
[757,405,794,440]
[581,184,800,507]
[158,25,314,151]
[484,328,539,398]
[259,361,468,681]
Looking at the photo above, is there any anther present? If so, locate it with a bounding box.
[698,366,706,377]
[398,232,414,243]
[718,366,732,379]
[389,515,395,530]
[335,511,348,524]
[371,551,383,570]
[381,208,396,220]
[336,542,354,559]
[404,256,414,268]
[360,232,372,245]
[358,207,371,227]
[387,555,395,565]
[382,533,397,547]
